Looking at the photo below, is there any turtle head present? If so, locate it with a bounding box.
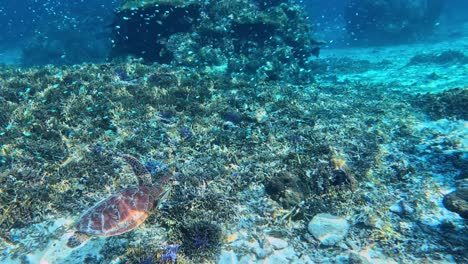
[66,232,90,248]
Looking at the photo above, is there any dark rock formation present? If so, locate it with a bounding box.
[413,88,468,120]
[443,180,468,219]
[110,0,319,84]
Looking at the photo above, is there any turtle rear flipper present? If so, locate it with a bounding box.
[66,232,90,248]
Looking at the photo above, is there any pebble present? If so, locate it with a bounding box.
[264,246,297,264]
[265,236,288,250]
[254,108,268,123]
[349,251,371,264]
[443,180,468,219]
[238,254,255,264]
[389,200,415,215]
[307,213,350,246]
[217,232,306,263]
[298,254,314,264]
[251,241,273,259]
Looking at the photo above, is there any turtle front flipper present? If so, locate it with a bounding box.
[67,232,90,248]
[121,154,152,186]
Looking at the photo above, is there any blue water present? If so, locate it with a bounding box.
[1,0,467,66]
[0,0,119,65]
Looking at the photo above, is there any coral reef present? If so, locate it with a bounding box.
[0,54,466,262]
[110,0,319,84]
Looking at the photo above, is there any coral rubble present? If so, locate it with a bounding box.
[0,60,466,262]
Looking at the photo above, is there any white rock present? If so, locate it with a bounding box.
[358,248,398,264]
[255,108,268,123]
[218,250,238,264]
[238,254,256,264]
[390,201,414,215]
[389,202,403,214]
[348,251,371,264]
[251,239,273,259]
[265,236,288,250]
[252,246,272,259]
[264,246,297,264]
[307,213,350,246]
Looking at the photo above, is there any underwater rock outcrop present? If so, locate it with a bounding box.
[110,0,319,83]
[443,180,468,219]
[413,87,468,120]
[345,0,445,43]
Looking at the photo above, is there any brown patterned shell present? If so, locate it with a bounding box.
[75,185,158,236]
[73,154,167,237]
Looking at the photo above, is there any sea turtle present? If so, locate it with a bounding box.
[67,154,170,248]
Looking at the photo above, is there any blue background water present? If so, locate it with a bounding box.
[0,0,119,43]
[0,0,467,66]
[0,0,119,65]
